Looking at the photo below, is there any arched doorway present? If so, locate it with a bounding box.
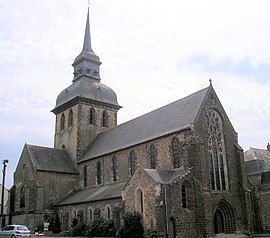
[214,200,235,234]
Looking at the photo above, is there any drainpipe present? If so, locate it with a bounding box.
[164,183,169,238]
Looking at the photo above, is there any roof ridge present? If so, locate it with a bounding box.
[96,86,209,138]
[26,144,64,151]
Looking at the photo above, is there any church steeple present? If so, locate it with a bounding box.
[82,7,93,54]
[72,6,101,81]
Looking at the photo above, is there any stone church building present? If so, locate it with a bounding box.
[9,7,262,238]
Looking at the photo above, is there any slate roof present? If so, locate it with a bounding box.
[26,144,77,174]
[80,87,209,162]
[57,181,126,206]
[144,167,191,184]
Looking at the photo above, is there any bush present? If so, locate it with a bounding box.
[49,216,61,233]
[71,218,78,228]
[118,212,144,238]
[144,229,158,238]
[34,224,44,233]
[90,218,116,237]
[71,223,90,237]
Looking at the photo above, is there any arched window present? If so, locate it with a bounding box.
[96,161,102,185]
[181,184,188,208]
[107,206,111,220]
[60,113,66,130]
[83,165,87,188]
[89,108,96,125]
[20,186,25,208]
[171,137,181,168]
[68,109,74,127]
[136,188,144,214]
[89,208,93,222]
[149,144,157,169]
[206,109,228,190]
[129,151,137,175]
[73,210,77,218]
[112,156,118,182]
[102,111,109,128]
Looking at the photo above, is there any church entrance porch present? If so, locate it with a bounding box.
[214,200,235,235]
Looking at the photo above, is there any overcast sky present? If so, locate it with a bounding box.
[1,0,270,188]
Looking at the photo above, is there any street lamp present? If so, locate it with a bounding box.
[1,159,9,227]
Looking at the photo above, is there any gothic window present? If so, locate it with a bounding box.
[68,109,74,127]
[181,184,188,208]
[73,210,77,218]
[96,161,102,185]
[89,108,96,125]
[149,144,157,169]
[171,137,181,168]
[112,156,118,182]
[136,188,144,214]
[83,165,87,188]
[206,109,228,190]
[107,206,111,220]
[129,151,137,175]
[102,111,109,128]
[60,113,66,130]
[20,186,25,208]
[89,208,93,222]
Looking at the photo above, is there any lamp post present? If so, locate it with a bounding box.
[1,159,9,227]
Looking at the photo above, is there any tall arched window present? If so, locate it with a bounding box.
[60,113,66,130]
[107,206,111,220]
[89,208,93,222]
[68,109,74,127]
[206,109,228,190]
[20,187,25,208]
[89,108,96,125]
[129,151,137,175]
[102,111,109,128]
[83,165,87,188]
[171,137,181,168]
[136,188,144,214]
[96,161,102,185]
[149,144,157,169]
[73,210,77,219]
[181,184,188,208]
[112,156,118,182]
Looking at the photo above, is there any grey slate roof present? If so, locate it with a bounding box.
[80,87,209,162]
[57,181,126,206]
[144,167,191,184]
[245,159,264,175]
[26,144,77,174]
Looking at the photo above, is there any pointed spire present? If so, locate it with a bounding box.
[82,7,93,53]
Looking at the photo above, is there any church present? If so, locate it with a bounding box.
[9,6,262,238]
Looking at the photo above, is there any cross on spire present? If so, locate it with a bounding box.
[209,79,212,85]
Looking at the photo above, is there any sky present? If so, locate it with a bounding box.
[0,0,270,189]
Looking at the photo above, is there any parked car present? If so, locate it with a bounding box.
[0,225,31,237]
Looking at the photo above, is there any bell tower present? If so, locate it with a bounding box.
[52,6,121,163]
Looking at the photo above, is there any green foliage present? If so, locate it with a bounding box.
[49,216,61,233]
[71,218,78,228]
[34,224,44,233]
[143,229,158,238]
[89,218,116,237]
[71,223,90,237]
[118,212,144,238]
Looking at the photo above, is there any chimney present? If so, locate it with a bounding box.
[267,143,270,151]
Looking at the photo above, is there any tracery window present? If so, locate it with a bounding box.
[181,184,188,208]
[112,156,118,182]
[20,186,25,208]
[89,108,96,125]
[171,137,181,168]
[102,111,109,128]
[60,113,66,130]
[136,188,144,214]
[83,165,87,188]
[129,151,137,175]
[96,161,102,185]
[206,109,228,190]
[149,144,157,169]
[68,109,74,127]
